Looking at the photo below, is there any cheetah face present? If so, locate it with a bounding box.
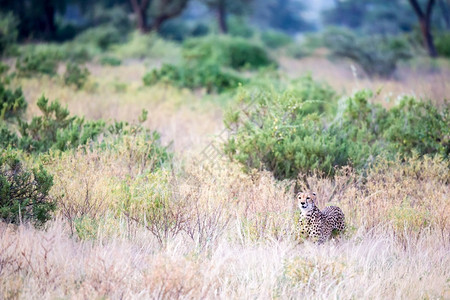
[296,192,316,213]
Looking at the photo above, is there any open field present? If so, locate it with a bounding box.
[1,51,450,299]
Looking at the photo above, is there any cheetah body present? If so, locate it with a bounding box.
[297,192,345,244]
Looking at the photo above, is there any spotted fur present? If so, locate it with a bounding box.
[296,192,345,244]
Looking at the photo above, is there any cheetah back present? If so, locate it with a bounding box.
[321,206,345,231]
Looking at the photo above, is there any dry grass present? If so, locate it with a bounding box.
[1,57,450,299]
[280,55,450,108]
[1,151,449,299]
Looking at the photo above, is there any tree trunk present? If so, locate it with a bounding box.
[150,0,190,33]
[43,1,56,38]
[419,19,438,57]
[217,0,228,34]
[136,9,149,33]
[129,0,150,33]
[408,0,438,57]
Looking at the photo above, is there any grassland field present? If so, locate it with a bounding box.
[1,42,449,299]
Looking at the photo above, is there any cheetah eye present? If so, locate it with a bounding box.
[306,197,310,200]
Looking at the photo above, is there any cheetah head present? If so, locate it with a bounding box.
[296,192,316,213]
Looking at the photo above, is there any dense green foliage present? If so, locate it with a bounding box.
[143,62,245,93]
[0,94,172,172]
[435,31,450,58]
[261,31,292,49]
[182,36,274,70]
[64,63,90,89]
[224,79,449,179]
[142,35,271,93]
[159,20,210,41]
[16,50,60,77]
[323,28,412,78]
[15,96,105,153]
[322,0,417,34]
[0,12,18,57]
[0,149,55,225]
[74,25,123,51]
[99,56,122,66]
[228,17,254,38]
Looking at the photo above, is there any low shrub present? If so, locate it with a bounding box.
[183,35,274,70]
[0,78,27,121]
[16,50,60,77]
[224,82,449,179]
[75,25,122,51]
[64,63,90,89]
[1,94,173,169]
[112,31,181,60]
[143,62,245,93]
[322,27,412,78]
[19,43,93,63]
[383,97,449,157]
[0,149,55,225]
[224,79,346,178]
[228,17,254,38]
[15,96,105,153]
[99,55,122,66]
[261,30,292,49]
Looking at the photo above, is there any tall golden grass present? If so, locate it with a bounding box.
[1,58,449,299]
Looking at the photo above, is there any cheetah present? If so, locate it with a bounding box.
[296,192,345,244]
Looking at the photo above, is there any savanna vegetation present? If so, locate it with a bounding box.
[0,0,449,298]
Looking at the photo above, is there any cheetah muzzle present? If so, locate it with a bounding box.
[296,191,346,244]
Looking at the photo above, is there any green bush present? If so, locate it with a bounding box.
[0,79,27,121]
[322,28,412,78]
[224,77,346,178]
[104,117,172,172]
[16,50,60,77]
[62,43,94,62]
[435,31,450,58]
[0,12,19,57]
[16,96,105,153]
[99,55,122,66]
[183,35,274,70]
[261,30,293,49]
[159,21,210,41]
[143,62,245,93]
[159,19,191,41]
[0,94,172,170]
[64,63,90,89]
[224,82,448,179]
[75,25,122,51]
[383,98,449,157]
[228,17,254,38]
[0,149,55,225]
[112,31,181,60]
[191,23,209,37]
[19,43,93,63]
[86,5,132,36]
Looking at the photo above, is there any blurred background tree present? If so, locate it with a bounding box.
[0,0,449,61]
[201,0,252,34]
[129,0,189,33]
[408,0,438,57]
[252,0,314,33]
